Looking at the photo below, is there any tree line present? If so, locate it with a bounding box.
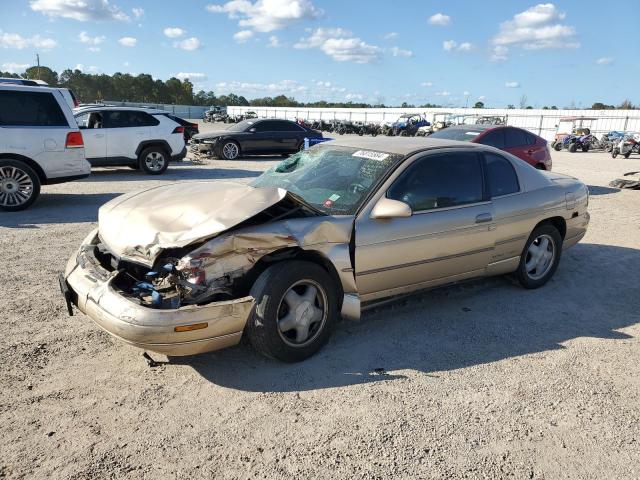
[1,66,636,110]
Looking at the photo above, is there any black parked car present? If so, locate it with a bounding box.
[191,118,323,160]
[158,113,199,142]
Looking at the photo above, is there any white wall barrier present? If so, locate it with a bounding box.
[226,106,640,142]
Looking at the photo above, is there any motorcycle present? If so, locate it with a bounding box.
[612,133,640,159]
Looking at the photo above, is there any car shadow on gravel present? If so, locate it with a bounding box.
[185,242,640,392]
[588,185,619,195]
[78,165,262,183]
[0,193,122,227]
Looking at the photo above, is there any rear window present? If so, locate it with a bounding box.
[0,90,68,127]
[504,128,530,148]
[428,128,482,142]
[484,153,520,197]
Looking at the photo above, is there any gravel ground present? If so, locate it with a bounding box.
[1,126,640,479]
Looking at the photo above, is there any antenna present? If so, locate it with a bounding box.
[36,53,40,79]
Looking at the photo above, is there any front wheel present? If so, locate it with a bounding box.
[246,260,338,362]
[568,143,577,153]
[516,224,562,289]
[624,151,632,159]
[220,141,240,160]
[0,159,41,211]
[612,148,619,159]
[554,142,563,151]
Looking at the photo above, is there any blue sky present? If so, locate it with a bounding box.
[1,0,637,107]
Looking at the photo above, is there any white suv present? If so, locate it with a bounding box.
[0,84,90,211]
[74,106,186,175]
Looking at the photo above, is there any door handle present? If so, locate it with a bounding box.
[94,134,105,138]
[475,213,493,223]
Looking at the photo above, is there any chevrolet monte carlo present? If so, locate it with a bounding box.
[60,137,590,362]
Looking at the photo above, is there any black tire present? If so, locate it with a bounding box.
[138,147,169,175]
[534,163,546,170]
[400,130,408,137]
[612,149,619,159]
[246,260,339,362]
[0,159,41,211]
[582,145,590,152]
[624,151,632,159]
[220,141,241,160]
[553,142,562,151]
[568,143,577,153]
[516,224,563,289]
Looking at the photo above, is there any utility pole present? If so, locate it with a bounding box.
[36,53,40,79]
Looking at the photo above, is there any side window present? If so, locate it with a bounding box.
[254,121,275,132]
[484,153,520,197]
[524,132,537,145]
[478,129,505,149]
[0,90,68,127]
[387,152,484,211]
[504,127,528,147]
[76,112,103,129]
[104,111,130,128]
[129,111,159,127]
[280,121,304,132]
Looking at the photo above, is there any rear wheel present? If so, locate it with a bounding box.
[138,147,169,175]
[553,142,562,151]
[0,159,41,211]
[612,148,619,159]
[582,145,590,152]
[624,151,632,159]
[568,143,577,153]
[516,224,562,289]
[246,261,338,362]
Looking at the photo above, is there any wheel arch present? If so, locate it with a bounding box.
[135,140,171,157]
[0,153,47,183]
[535,216,566,239]
[239,246,345,310]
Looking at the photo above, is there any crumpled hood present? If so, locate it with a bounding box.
[192,131,229,141]
[98,181,287,265]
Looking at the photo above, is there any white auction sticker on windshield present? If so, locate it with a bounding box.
[352,150,389,161]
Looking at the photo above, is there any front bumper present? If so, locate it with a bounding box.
[61,231,254,356]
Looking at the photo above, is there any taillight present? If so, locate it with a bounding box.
[172,126,185,134]
[65,131,84,149]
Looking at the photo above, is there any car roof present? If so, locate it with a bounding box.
[73,105,169,114]
[321,136,489,155]
[0,83,64,94]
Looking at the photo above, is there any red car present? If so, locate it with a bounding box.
[429,125,552,170]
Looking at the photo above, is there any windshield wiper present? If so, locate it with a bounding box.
[286,192,326,216]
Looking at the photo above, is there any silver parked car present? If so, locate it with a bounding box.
[60,137,590,362]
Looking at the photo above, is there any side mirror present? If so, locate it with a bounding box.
[370,197,412,219]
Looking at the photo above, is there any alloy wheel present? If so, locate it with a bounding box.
[144,151,166,172]
[525,234,556,280]
[0,166,34,207]
[276,279,328,347]
[223,142,239,159]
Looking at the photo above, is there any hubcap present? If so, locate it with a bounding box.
[223,143,239,159]
[0,166,34,207]
[145,152,165,171]
[525,234,555,280]
[277,280,327,347]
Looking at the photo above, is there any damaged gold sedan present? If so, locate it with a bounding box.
[60,137,590,362]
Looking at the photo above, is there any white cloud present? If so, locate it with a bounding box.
[268,35,281,47]
[173,37,203,51]
[233,30,254,43]
[436,91,450,97]
[478,95,486,101]
[215,79,308,95]
[383,32,398,40]
[596,57,614,65]
[390,46,413,57]
[176,72,207,81]
[295,28,382,64]
[78,31,105,46]
[132,7,144,19]
[206,0,322,33]
[505,81,520,88]
[463,91,471,96]
[443,40,473,52]
[345,93,364,101]
[163,27,185,38]
[428,13,451,26]
[30,0,130,21]
[490,45,509,62]
[1,62,30,74]
[118,36,137,47]
[420,82,433,87]
[75,63,100,73]
[0,31,57,50]
[492,3,579,58]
